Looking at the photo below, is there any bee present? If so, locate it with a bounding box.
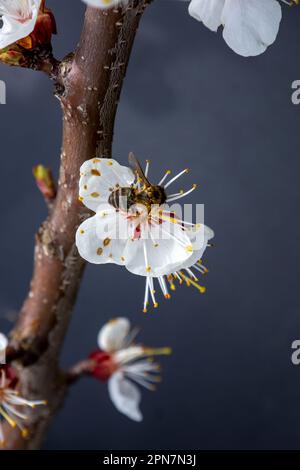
[108,152,167,212]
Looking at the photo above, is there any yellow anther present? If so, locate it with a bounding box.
[144,347,172,356]
[21,428,29,438]
[179,271,206,294]
[0,407,16,428]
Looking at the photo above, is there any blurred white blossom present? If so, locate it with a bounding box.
[89,318,171,421]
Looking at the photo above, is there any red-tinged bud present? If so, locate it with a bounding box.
[33,165,57,201]
[17,5,57,51]
[0,45,28,67]
[88,351,117,381]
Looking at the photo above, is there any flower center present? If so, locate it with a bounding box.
[89,351,117,381]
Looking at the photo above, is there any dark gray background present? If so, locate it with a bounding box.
[0,0,300,450]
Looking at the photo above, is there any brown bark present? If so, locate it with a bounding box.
[2,1,151,450]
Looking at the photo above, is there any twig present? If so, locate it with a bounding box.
[1,1,152,450]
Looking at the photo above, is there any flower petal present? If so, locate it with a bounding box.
[108,371,143,422]
[185,224,214,252]
[179,224,214,270]
[0,332,8,364]
[76,204,130,266]
[79,158,135,212]
[124,218,194,277]
[0,1,41,49]
[188,0,225,32]
[221,0,282,57]
[98,318,131,353]
[81,0,123,9]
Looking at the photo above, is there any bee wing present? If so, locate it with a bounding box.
[128,152,151,187]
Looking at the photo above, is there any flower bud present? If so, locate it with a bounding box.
[88,351,117,381]
[0,45,27,67]
[17,5,57,50]
[33,165,57,201]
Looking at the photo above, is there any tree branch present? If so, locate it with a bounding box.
[1,1,151,450]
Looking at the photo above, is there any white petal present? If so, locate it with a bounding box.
[114,346,145,366]
[179,225,214,270]
[0,332,7,364]
[0,0,41,49]
[188,0,225,31]
[98,318,131,353]
[221,0,282,57]
[81,0,124,9]
[79,158,135,212]
[124,219,193,277]
[0,332,7,350]
[185,224,214,251]
[75,203,130,266]
[108,371,143,422]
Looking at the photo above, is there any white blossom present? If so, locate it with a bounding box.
[0,333,46,445]
[0,0,41,50]
[188,0,298,57]
[75,156,214,310]
[81,0,128,9]
[91,318,171,421]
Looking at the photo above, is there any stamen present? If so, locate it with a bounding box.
[194,261,209,275]
[281,0,299,4]
[166,184,197,202]
[143,347,172,357]
[160,212,199,227]
[166,190,184,199]
[143,278,150,313]
[0,406,16,428]
[2,403,27,421]
[164,168,189,189]
[185,268,198,281]
[158,170,172,186]
[149,277,158,308]
[124,371,157,391]
[167,274,176,291]
[174,271,184,284]
[145,160,150,178]
[158,276,171,299]
[178,271,206,294]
